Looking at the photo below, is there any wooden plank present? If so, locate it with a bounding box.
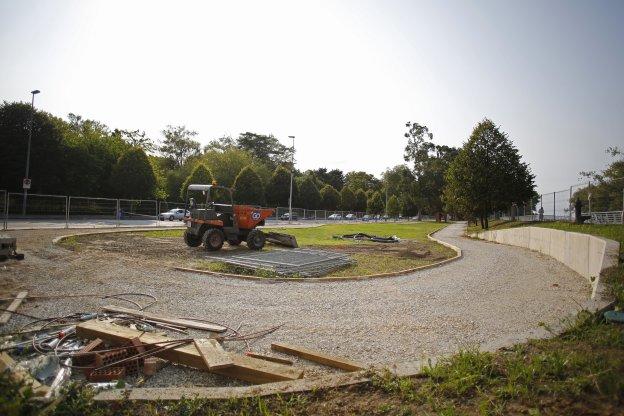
[245,352,293,365]
[271,342,365,372]
[194,338,233,370]
[76,320,303,384]
[101,305,226,333]
[0,291,28,324]
[0,352,49,396]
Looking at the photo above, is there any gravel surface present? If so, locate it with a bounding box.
[0,222,591,387]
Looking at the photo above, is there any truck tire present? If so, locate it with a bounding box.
[203,228,224,251]
[183,231,202,247]
[246,229,266,250]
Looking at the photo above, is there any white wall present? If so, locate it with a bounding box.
[473,226,620,299]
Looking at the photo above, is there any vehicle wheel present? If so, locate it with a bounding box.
[203,228,225,251]
[227,238,241,246]
[183,231,202,247]
[169,215,174,221]
[246,229,266,250]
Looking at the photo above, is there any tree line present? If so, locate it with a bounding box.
[0,101,536,225]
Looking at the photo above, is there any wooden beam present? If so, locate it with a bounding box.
[0,291,28,325]
[76,320,303,384]
[245,352,293,365]
[194,338,233,370]
[101,305,226,333]
[271,342,365,372]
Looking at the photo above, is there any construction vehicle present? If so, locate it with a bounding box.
[182,183,297,251]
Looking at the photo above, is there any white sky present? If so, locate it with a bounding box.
[1,0,623,193]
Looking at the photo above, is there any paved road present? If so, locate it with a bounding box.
[1,222,591,387]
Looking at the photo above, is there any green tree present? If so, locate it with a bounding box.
[344,171,381,192]
[266,166,292,206]
[339,187,356,211]
[367,191,384,214]
[236,132,291,169]
[160,125,201,168]
[387,195,400,217]
[180,163,214,200]
[444,119,534,228]
[573,147,624,211]
[109,148,157,199]
[295,175,321,209]
[233,166,265,205]
[309,168,344,191]
[320,184,340,210]
[354,189,367,212]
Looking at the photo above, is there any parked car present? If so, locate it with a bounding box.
[279,212,299,221]
[159,208,188,221]
[345,213,357,220]
[328,213,342,220]
[362,214,372,221]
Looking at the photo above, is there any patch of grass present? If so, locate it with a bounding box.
[58,235,79,251]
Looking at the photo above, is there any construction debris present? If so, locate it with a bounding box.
[102,305,227,333]
[194,338,234,370]
[271,342,365,372]
[333,233,400,243]
[265,232,299,248]
[206,248,354,277]
[0,235,25,261]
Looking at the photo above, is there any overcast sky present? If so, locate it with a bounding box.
[1,0,622,193]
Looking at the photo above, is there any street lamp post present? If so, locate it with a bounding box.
[23,89,40,216]
[288,135,295,224]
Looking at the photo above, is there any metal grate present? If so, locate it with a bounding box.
[206,248,354,277]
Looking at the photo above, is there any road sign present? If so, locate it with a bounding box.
[22,178,31,190]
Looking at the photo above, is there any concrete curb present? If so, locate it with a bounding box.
[51,227,186,245]
[172,229,462,283]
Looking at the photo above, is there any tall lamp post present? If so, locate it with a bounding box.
[23,89,40,215]
[288,135,295,224]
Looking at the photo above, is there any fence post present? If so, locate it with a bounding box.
[622,187,624,224]
[552,192,555,221]
[116,199,120,228]
[65,196,69,229]
[588,181,592,216]
[569,186,572,222]
[3,192,7,230]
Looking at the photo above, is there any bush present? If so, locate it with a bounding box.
[295,175,321,209]
[266,166,292,206]
[109,147,157,199]
[233,166,265,205]
[320,184,340,210]
[354,189,367,212]
[179,163,214,200]
[367,191,384,214]
[387,195,400,217]
[339,187,355,211]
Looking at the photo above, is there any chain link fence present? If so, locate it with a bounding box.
[0,191,399,230]
[496,177,624,224]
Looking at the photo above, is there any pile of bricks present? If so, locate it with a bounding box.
[75,336,165,382]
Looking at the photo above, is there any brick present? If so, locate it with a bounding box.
[74,338,104,366]
[143,357,167,376]
[87,366,125,382]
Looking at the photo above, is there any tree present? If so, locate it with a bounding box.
[344,171,381,192]
[387,195,400,217]
[180,163,214,200]
[573,147,624,211]
[367,191,384,214]
[109,148,157,199]
[236,132,292,169]
[295,175,321,209]
[339,187,356,211]
[203,147,256,187]
[117,129,155,153]
[403,122,435,177]
[444,119,535,228]
[233,166,265,205]
[310,168,344,190]
[320,184,340,210]
[266,166,292,206]
[354,189,367,212]
[160,125,201,168]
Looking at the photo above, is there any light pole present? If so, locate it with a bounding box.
[288,135,295,224]
[23,89,40,215]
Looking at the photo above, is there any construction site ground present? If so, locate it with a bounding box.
[0,222,591,388]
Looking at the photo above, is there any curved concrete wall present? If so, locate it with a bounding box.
[472,226,620,299]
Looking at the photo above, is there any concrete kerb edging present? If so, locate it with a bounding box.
[51,227,186,245]
[173,229,462,282]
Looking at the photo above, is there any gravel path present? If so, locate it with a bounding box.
[0,222,591,386]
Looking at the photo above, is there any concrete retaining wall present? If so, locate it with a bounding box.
[473,226,620,299]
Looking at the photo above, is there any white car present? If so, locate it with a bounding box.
[328,213,342,220]
[345,214,357,220]
[159,208,188,221]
